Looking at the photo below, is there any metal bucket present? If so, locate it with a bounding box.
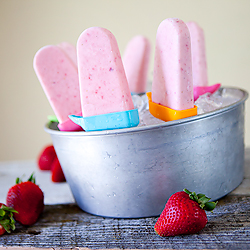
[45,87,248,218]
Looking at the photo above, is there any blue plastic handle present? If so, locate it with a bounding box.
[69,109,139,132]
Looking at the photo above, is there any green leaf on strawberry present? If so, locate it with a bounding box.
[0,203,18,234]
[47,115,58,123]
[184,188,217,211]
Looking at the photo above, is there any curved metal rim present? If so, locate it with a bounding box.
[44,87,248,137]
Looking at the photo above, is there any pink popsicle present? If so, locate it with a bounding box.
[152,18,194,111]
[186,22,208,87]
[57,42,78,67]
[33,45,82,131]
[77,27,134,117]
[122,35,151,94]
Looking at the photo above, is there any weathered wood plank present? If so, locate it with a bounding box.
[0,195,249,249]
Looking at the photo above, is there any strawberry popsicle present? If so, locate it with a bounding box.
[57,42,78,67]
[186,22,208,87]
[77,27,134,117]
[33,45,82,131]
[152,18,194,111]
[122,35,151,94]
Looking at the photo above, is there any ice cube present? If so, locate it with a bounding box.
[138,110,165,127]
[195,92,223,114]
[132,94,148,112]
[195,88,243,114]
[136,88,243,126]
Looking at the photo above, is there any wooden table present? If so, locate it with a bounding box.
[0,148,249,249]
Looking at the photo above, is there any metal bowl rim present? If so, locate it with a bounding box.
[44,87,248,137]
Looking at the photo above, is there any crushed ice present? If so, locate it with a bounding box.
[132,88,244,127]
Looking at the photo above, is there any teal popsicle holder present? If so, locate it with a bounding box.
[69,109,139,132]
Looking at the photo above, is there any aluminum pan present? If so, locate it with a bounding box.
[45,87,248,218]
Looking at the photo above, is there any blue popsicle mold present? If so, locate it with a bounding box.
[69,109,139,132]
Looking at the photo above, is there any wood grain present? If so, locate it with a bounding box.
[0,195,249,249]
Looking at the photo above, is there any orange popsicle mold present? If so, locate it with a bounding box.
[146,92,197,122]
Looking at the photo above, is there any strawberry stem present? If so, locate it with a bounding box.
[15,173,36,185]
[183,188,217,211]
[15,177,21,184]
[27,173,36,184]
[47,115,59,123]
[0,205,18,233]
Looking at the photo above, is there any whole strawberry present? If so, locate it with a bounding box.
[38,144,57,170]
[0,203,18,235]
[154,189,217,237]
[51,157,66,183]
[6,174,44,226]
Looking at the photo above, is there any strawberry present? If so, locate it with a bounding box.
[0,203,18,235]
[6,174,44,226]
[154,189,217,237]
[37,144,57,170]
[38,144,66,183]
[51,157,66,182]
